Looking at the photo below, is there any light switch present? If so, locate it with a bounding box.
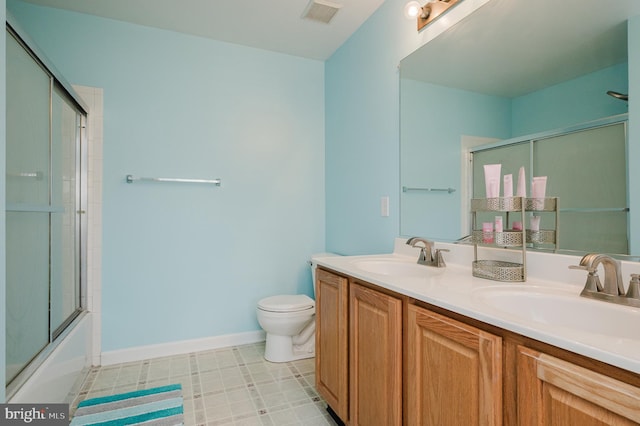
[381,196,390,217]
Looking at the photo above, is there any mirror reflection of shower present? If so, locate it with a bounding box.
[607,90,629,101]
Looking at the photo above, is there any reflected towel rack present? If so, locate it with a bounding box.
[7,171,44,180]
[126,175,221,186]
[403,186,455,194]
[559,207,629,213]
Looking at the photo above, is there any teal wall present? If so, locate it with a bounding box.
[324,0,420,255]
[400,79,511,239]
[7,0,325,352]
[512,63,629,136]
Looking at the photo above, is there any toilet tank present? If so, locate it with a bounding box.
[310,253,340,297]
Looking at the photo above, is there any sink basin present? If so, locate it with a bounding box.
[352,259,441,277]
[472,286,640,340]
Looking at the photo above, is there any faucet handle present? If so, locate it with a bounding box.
[417,247,429,264]
[569,264,594,273]
[433,248,449,268]
[585,272,604,293]
[569,265,603,292]
[626,274,640,299]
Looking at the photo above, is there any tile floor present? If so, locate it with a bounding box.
[69,342,337,425]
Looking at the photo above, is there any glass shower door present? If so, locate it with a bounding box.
[6,31,52,384]
[6,29,85,389]
[50,88,83,337]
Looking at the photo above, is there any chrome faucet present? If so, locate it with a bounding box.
[588,254,625,296]
[571,253,624,296]
[569,253,640,307]
[406,237,448,267]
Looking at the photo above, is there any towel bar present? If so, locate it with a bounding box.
[402,186,455,194]
[125,175,221,186]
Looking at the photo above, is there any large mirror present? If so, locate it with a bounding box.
[400,0,640,258]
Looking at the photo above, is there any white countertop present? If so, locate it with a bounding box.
[313,238,640,375]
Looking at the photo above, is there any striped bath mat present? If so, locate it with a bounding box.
[71,384,184,426]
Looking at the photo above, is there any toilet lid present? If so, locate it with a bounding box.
[258,295,315,313]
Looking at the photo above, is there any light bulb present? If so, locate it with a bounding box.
[404,1,422,19]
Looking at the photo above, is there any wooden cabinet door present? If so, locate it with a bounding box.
[406,305,502,426]
[350,282,402,426]
[315,269,349,422]
[517,346,640,425]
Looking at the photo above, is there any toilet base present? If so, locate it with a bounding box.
[264,334,315,363]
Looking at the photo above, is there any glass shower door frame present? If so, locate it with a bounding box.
[6,26,88,396]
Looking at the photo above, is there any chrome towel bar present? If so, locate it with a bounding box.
[125,175,221,186]
[7,171,44,179]
[402,186,455,194]
[559,207,629,213]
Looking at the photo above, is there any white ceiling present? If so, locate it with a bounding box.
[401,0,640,98]
[16,0,387,60]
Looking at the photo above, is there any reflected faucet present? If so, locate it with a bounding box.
[406,237,448,267]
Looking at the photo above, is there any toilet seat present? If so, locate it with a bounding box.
[258,295,314,313]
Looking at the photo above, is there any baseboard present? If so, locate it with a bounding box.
[100,330,266,366]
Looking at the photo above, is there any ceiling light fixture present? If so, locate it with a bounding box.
[405,0,460,31]
[404,1,423,19]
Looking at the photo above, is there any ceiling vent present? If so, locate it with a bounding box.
[302,0,343,24]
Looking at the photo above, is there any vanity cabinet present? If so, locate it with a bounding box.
[349,282,402,426]
[516,346,640,425]
[406,305,503,425]
[315,266,640,426]
[315,268,349,422]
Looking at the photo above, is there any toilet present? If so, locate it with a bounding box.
[257,294,316,362]
[256,253,337,362]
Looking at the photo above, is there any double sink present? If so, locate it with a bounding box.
[346,255,640,349]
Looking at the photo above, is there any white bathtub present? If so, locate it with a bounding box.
[9,313,93,404]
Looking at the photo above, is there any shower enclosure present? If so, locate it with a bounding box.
[5,25,88,396]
